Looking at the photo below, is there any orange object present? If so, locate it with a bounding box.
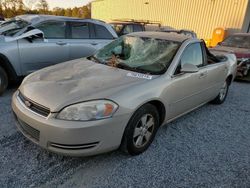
[210,27,227,47]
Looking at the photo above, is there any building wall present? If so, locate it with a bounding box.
[91,0,249,39]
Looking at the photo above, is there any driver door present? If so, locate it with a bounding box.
[19,21,69,75]
[167,42,209,119]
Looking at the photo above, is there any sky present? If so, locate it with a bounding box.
[24,0,93,10]
[47,0,93,9]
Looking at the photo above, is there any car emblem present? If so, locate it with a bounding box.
[24,100,31,108]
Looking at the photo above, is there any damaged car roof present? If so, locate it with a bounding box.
[128,31,190,42]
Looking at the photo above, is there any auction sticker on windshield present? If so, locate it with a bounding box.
[127,72,153,80]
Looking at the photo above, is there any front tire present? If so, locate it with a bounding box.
[121,104,160,155]
[0,67,8,96]
[211,80,229,105]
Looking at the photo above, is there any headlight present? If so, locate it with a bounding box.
[57,100,118,121]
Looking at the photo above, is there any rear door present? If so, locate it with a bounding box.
[91,23,116,49]
[200,43,228,99]
[67,21,96,60]
[19,21,69,75]
[67,21,115,60]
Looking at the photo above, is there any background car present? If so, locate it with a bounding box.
[12,32,237,157]
[213,33,250,81]
[110,19,161,36]
[0,14,118,95]
[160,29,198,38]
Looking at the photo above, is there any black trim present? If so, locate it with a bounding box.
[89,23,96,39]
[201,40,208,66]
[65,21,71,39]
[0,54,18,81]
[247,21,250,33]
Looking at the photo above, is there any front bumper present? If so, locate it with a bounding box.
[12,91,130,157]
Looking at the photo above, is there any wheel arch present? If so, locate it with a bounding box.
[0,53,18,81]
[226,74,233,85]
[130,99,166,126]
[147,100,166,126]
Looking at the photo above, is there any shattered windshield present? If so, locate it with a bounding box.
[221,35,250,49]
[0,18,30,36]
[93,36,180,74]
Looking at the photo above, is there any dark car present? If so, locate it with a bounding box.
[110,19,161,36]
[213,33,250,81]
[110,22,145,36]
[160,29,197,38]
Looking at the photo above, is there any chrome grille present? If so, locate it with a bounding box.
[18,92,50,117]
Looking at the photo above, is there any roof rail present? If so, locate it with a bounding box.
[112,18,162,27]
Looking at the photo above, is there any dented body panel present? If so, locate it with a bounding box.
[12,32,237,156]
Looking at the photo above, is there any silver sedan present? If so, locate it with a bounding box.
[12,32,237,156]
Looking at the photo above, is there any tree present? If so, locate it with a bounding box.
[16,0,25,15]
[71,7,79,18]
[0,2,3,16]
[80,6,91,18]
[64,8,72,17]
[36,0,49,14]
[0,0,91,19]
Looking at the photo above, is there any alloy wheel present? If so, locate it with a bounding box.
[133,114,155,148]
[219,81,228,101]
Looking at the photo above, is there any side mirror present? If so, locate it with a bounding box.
[181,63,199,73]
[5,29,44,42]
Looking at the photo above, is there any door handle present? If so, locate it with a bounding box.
[91,43,98,46]
[56,41,67,46]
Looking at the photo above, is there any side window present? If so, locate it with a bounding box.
[123,25,134,34]
[133,24,143,32]
[181,43,203,67]
[70,22,90,39]
[94,24,113,39]
[36,21,66,39]
[175,43,203,75]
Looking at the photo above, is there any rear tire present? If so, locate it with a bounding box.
[121,104,160,155]
[0,66,8,96]
[211,80,229,105]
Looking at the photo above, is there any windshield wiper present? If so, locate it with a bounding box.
[1,28,21,36]
[89,56,103,64]
[117,63,152,75]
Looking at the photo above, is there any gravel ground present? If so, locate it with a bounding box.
[0,82,250,188]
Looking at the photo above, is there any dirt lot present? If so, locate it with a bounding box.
[1,82,250,188]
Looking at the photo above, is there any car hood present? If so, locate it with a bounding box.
[213,45,250,59]
[19,58,158,112]
[0,35,16,43]
[0,35,6,42]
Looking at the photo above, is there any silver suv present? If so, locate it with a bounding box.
[0,15,117,95]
